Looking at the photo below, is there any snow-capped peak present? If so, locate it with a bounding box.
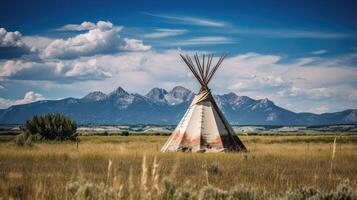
[109,86,129,97]
[165,86,194,105]
[82,91,107,102]
[145,88,168,103]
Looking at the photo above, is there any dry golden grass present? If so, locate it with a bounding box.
[0,134,356,199]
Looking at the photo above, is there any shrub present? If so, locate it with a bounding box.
[229,185,263,200]
[21,113,77,141]
[199,185,228,200]
[67,182,80,195]
[284,180,357,200]
[334,180,356,200]
[286,187,319,200]
[15,133,26,146]
[121,131,129,136]
[63,176,356,200]
[25,134,33,146]
[15,132,32,147]
[173,181,197,200]
[160,178,176,200]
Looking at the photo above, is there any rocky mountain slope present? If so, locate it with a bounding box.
[0,86,356,125]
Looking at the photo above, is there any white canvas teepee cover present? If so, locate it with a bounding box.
[161,54,247,152]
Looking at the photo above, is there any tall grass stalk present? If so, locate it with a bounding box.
[107,159,113,183]
[206,167,210,185]
[129,168,134,200]
[332,137,337,160]
[151,156,160,193]
[141,154,148,194]
[330,137,337,180]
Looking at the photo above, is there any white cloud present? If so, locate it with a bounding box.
[0,28,26,48]
[43,21,150,59]
[231,28,355,39]
[310,50,328,55]
[219,53,357,91]
[22,36,53,50]
[0,27,33,58]
[0,91,45,109]
[228,75,290,91]
[144,29,187,38]
[168,36,235,46]
[0,59,111,82]
[258,76,290,87]
[278,87,333,100]
[64,59,112,79]
[120,38,151,51]
[56,21,97,31]
[228,82,244,90]
[142,13,227,27]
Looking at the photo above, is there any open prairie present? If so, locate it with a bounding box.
[0,134,356,199]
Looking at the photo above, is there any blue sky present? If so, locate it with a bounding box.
[0,0,356,113]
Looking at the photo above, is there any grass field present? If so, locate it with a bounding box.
[0,134,356,199]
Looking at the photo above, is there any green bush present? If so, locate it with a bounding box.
[229,185,263,200]
[199,185,228,200]
[121,131,129,136]
[284,180,357,200]
[25,134,33,146]
[64,178,356,200]
[15,133,26,146]
[286,187,319,200]
[173,181,197,200]
[103,131,108,136]
[15,132,32,147]
[21,113,77,141]
[160,178,176,200]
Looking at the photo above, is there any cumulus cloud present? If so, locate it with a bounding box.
[120,38,151,51]
[0,28,33,58]
[0,91,45,109]
[43,21,150,59]
[0,59,111,82]
[0,28,25,47]
[22,36,53,50]
[56,21,97,31]
[64,59,112,80]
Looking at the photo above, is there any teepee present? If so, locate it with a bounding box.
[161,53,247,152]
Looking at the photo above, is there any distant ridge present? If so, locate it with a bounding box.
[0,86,356,125]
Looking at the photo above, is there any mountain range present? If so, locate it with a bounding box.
[0,86,356,125]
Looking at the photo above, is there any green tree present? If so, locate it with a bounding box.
[21,113,77,141]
